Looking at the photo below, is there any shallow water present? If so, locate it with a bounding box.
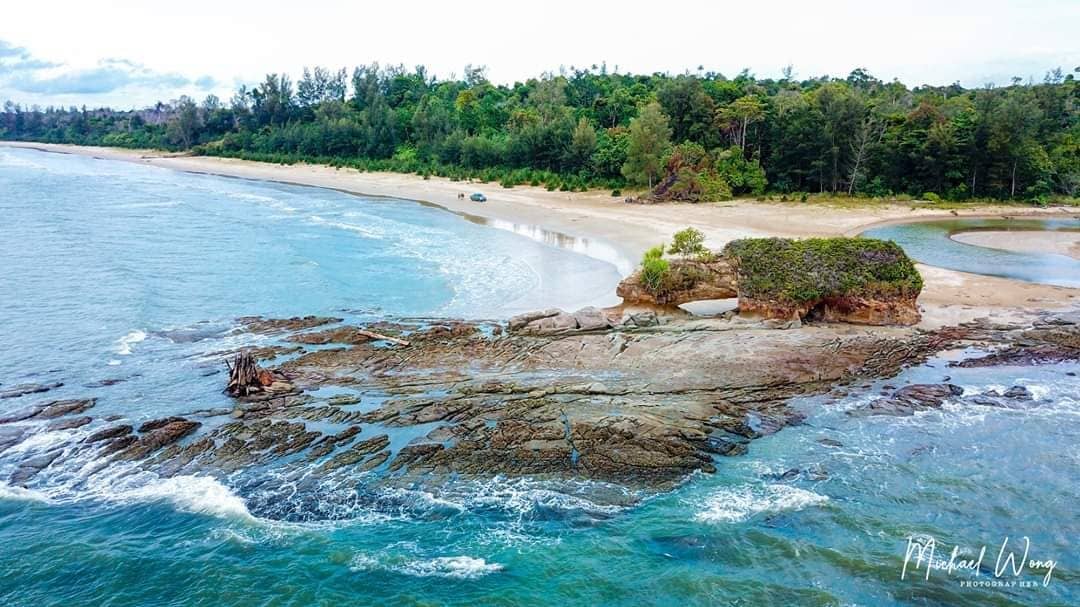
[863,218,1080,287]
[1,148,1077,606]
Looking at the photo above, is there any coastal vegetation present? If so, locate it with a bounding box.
[2,64,1078,202]
[622,229,923,324]
[722,237,923,305]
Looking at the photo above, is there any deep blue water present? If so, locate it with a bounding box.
[1,147,1077,606]
[863,218,1080,288]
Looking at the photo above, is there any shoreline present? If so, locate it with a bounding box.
[4,141,1078,326]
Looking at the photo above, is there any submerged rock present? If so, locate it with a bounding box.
[9,450,62,484]
[849,384,964,417]
[0,381,63,400]
[47,416,92,431]
[0,398,95,423]
[237,315,341,335]
[38,399,96,419]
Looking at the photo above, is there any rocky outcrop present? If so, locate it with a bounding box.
[617,238,923,326]
[616,259,737,306]
[849,381,1048,417]
[508,306,614,335]
[0,381,63,400]
[3,309,1072,499]
[0,398,95,424]
[952,312,1080,367]
[737,295,921,326]
[116,418,201,460]
[849,384,964,416]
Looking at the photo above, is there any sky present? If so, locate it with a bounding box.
[1,0,1077,109]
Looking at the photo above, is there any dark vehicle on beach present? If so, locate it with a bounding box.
[470,192,486,202]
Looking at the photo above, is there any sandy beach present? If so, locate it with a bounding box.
[951,230,1080,260]
[5,141,1078,326]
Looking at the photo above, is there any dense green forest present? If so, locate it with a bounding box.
[2,64,1078,202]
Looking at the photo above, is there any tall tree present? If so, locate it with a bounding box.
[622,102,672,188]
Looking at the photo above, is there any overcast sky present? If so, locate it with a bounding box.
[1,0,1077,108]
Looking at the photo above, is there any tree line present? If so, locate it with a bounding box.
[2,64,1077,201]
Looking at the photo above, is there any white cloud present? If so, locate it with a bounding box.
[0,0,1077,107]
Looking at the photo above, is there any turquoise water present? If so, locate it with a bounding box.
[1,148,1077,606]
[863,218,1080,288]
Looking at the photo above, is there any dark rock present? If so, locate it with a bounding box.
[850,384,964,416]
[84,378,126,388]
[9,450,62,484]
[1002,385,1033,400]
[0,426,27,452]
[0,382,63,400]
[359,450,390,471]
[2,398,95,423]
[700,435,749,456]
[287,326,379,345]
[85,424,133,443]
[47,416,92,431]
[138,416,188,433]
[0,404,46,424]
[98,435,137,456]
[38,399,95,419]
[318,434,390,472]
[953,344,1079,367]
[237,315,341,335]
[117,420,201,460]
[817,438,844,448]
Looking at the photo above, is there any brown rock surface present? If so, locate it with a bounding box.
[616,259,738,306]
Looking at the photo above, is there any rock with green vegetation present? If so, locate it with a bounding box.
[617,258,738,305]
[617,232,922,326]
[723,237,923,325]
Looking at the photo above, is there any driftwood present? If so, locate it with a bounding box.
[354,329,410,347]
[226,352,269,397]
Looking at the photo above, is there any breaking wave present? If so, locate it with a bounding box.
[695,484,829,524]
[349,553,503,579]
[114,329,147,355]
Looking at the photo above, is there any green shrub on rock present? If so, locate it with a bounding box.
[723,237,923,304]
[640,256,670,293]
[669,227,707,259]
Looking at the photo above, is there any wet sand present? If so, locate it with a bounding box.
[951,230,1080,260]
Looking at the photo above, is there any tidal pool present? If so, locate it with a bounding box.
[862,217,1080,287]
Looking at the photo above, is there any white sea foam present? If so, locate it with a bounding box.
[695,484,829,524]
[349,553,503,579]
[399,556,503,579]
[0,483,52,503]
[308,214,386,239]
[227,191,298,212]
[0,150,47,170]
[117,476,255,521]
[114,329,147,355]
